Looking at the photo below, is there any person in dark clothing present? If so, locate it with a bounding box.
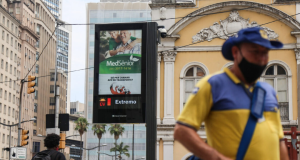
[32,133,66,160]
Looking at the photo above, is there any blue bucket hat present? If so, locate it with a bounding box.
[221,27,283,61]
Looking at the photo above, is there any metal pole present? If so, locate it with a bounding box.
[88,150,89,160]
[55,86,60,128]
[99,144,101,160]
[9,126,11,160]
[132,124,134,160]
[53,50,58,111]
[17,80,24,146]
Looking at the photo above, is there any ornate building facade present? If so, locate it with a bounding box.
[150,0,300,159]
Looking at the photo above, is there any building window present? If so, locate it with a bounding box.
[50,97,55,105]
[50,85,54,93]
[50,73,55,81]
[36,40,39,48]
[113,13,117,18]
[262,64,288,121]
[33,116,37,126]
[2,134,4,143]
[34,103,37,113]
[16,7,20,14]
[33,130,37,136]
[183,66,206,106]
[33,142,40,153]
[35,65,39,74]
[70,108,76,114]
[35,90,38,99]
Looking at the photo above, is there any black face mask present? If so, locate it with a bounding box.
[238,50,266,84]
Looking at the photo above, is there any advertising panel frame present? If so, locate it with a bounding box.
[93,23,147,123]
[93,22,157,160]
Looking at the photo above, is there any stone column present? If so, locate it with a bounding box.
[157,139,160,160]
[162,51,177,124]
[163,138,174,160]
[157,53,162,124]
[295,49,300,131]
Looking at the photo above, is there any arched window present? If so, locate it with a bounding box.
[180,62,209,112]
[183,66,206,105]
[262,64,289,121]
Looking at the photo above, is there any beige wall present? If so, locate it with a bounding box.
[0,6,22,159]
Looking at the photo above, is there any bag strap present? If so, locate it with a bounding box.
[236,82,266,160]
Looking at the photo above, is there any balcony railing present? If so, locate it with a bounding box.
[279,102,289,121]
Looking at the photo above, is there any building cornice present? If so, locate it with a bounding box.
[34,18,57,40]
[167,1,300,35]
[158,43,297,52]
[19,25,39,40]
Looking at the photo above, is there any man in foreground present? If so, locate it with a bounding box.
[174,28,289,160]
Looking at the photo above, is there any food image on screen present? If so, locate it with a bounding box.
[98,30,142,95]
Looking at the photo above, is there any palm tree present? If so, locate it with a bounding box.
[110,142,130,160]
[75,117,89,160]
[92,124,107,160]
[108,124,125,159]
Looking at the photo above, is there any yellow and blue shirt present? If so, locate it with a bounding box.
[177,68,284,160]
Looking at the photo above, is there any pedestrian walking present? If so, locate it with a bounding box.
[32,133,66,160]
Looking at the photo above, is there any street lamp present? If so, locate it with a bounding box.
[82,144,107,160]
[0,118,35,160]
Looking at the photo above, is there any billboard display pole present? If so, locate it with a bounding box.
[144,22,158,160]
[94,22,158,159]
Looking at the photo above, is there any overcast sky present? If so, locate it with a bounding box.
[62,0,99,103]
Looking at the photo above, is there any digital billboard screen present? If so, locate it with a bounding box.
[98,30,142,96]
[94,24,146,123]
